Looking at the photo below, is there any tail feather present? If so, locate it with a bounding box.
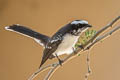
[5,24,50,47]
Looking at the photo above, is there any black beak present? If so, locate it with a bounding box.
[86,24,92,28]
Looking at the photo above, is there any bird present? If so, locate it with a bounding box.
[5,20,92,68]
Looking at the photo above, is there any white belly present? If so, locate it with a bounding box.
[53,34,79,56]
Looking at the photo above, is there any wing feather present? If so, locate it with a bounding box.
[39,24,72,67]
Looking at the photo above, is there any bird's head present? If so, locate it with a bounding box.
[70,20,92,36]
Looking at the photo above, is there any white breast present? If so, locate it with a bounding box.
[53,34,79,56]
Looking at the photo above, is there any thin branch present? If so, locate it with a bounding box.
[44,52,76,80]
[28,64,53,80]
[90,16,120,42]
[85,25,120,50]
[82,16,120,49]
[85,50,92,80]
[28,16,120,80]
[44,64,58,80]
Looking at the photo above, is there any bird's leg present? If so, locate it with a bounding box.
[55,53,63,66]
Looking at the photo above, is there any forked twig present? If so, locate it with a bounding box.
[28,16,120,80]
[85,50,92,80]
[85,25,120,50]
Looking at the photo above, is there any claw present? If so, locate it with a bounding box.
[58,59,63,66]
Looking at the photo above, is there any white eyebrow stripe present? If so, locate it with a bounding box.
[71,20,88,24]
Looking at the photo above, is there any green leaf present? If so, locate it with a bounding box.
[85,30,89,37]
[93,30,97,34]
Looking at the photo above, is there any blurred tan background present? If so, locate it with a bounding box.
[1,0,120,80]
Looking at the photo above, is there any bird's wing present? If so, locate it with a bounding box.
[39,24,72,68]
[39,34,63,68]
[5,24,50,47]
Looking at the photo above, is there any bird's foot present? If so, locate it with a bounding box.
[58,59,63,66]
